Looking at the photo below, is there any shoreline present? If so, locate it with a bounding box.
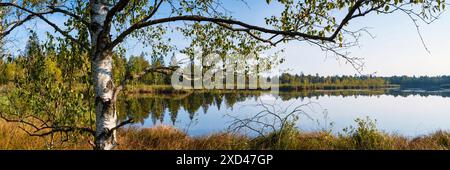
[124,84,397,94]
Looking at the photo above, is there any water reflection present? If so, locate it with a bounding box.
[117,89,450,136]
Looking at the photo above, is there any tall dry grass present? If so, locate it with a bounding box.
[0,119,91,150]
[2,120,450,150]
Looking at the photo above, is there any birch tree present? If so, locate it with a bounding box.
[0,0,445,150]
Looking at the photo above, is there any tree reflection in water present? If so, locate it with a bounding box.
[116,89,450,131]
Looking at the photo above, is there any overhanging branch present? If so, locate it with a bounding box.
[0,2,89,50]
[47,5,90,26]
[107,0,368,51]
[113,65,179,99]
[103,0,131,30]
[0,112,95,137]
[0,11,53,39]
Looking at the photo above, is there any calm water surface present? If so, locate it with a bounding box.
[118,89,450,137]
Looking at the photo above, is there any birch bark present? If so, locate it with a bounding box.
[90,0,117,150]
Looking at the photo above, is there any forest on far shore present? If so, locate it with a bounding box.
[0,45,449,91]
[0,31,448,91]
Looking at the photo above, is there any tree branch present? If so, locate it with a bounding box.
[329,0,366,40]
[22,126,96,137]
[103,0,131,28]
[113,65,179,100]
[0,11,53,38]
[104,0,164,51]
[95,118,134,143]
[107,0,367,51]
[108,15,331,51]
[0,2,89,50]
[0,112,95,137]
[47,5,90,26]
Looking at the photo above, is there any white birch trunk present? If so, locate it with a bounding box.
[90,0,117,150]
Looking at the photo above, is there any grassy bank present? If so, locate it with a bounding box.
[117,127,450,150]
[2,119,450,150]
[0,119,91,150]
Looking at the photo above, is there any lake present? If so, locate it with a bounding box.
[117,89,450,137]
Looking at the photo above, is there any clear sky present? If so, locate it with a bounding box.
[6,1,450,77]
[205,1,450,77]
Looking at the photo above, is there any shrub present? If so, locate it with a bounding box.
[341,117,391,149]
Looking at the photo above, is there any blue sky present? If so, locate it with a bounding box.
[6,1,450,76]
[206,1,450,76]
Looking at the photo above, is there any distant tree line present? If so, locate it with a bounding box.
[384,76,450,89]
[279,73,388,90]
[0,33,449,90]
